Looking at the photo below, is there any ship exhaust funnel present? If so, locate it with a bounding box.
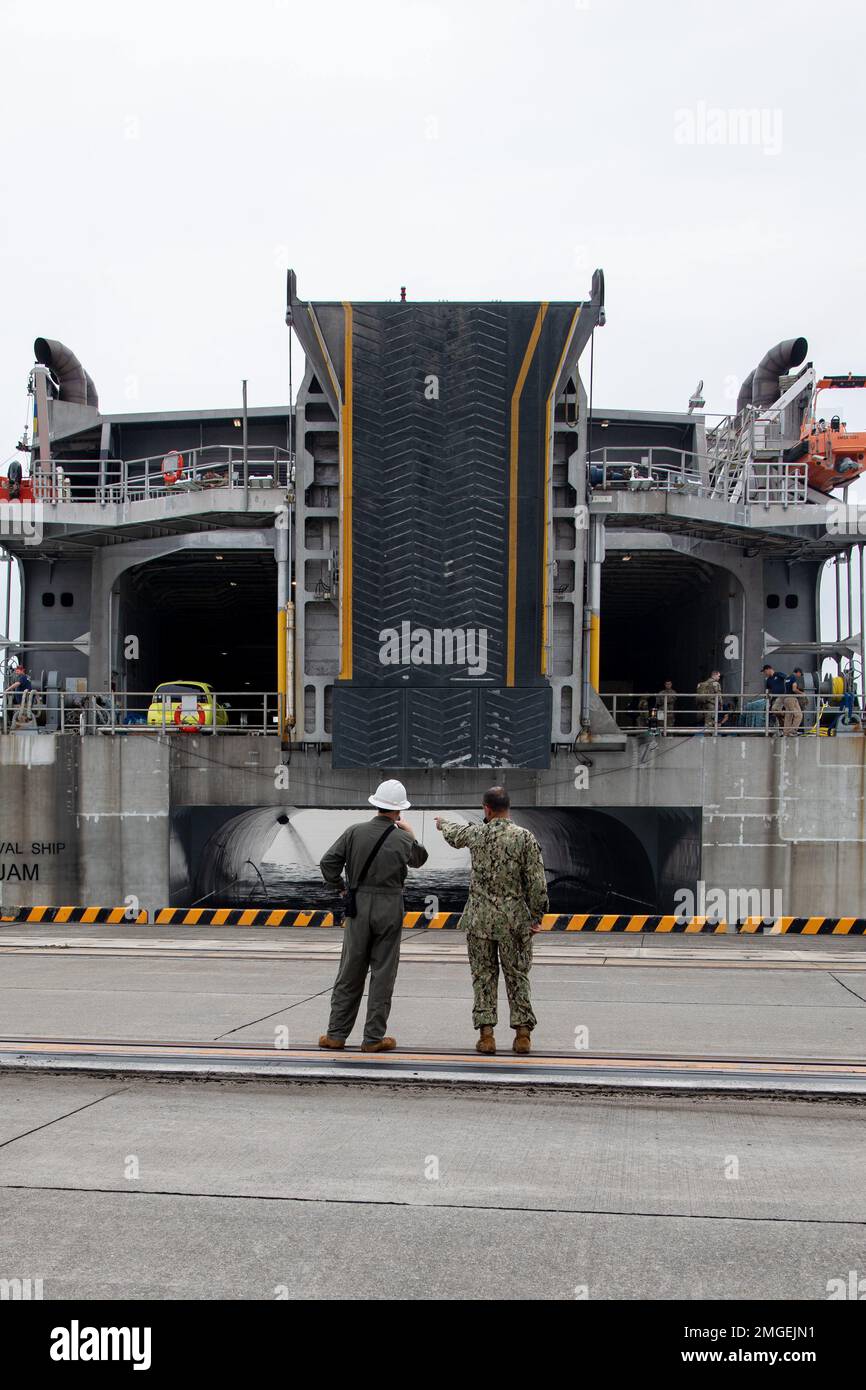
[735,370,755,416]
[750,337,808,410]
[33,337,99,408]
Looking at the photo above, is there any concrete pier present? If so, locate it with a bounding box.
[0,732,864,916]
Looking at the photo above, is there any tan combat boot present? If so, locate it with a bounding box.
[513,1026,531,1054]
[361,1036,397,1053]
[318,1034,345,1050]
[476,1026,496,1055]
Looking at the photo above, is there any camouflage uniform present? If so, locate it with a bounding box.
[439,818,549,1030]
[696,676,722,730]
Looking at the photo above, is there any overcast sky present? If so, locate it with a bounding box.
[2,0,865,654]
[3,0,866,453]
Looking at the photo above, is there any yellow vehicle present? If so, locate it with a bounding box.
[146,681,228,731]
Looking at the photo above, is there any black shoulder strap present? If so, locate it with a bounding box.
[352,822,397,890]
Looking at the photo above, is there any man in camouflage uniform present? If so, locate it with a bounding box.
[696,669,722,732]
[436,786,548,1055]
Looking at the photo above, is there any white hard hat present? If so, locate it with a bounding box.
[368,779,411,811]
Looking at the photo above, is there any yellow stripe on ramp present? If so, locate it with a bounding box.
[506,304,548,687]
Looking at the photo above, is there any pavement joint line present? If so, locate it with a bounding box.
[0,1086,128,1153]
[829,973,866,1005]
[1,1181,865,1227]
[4,983,866,1010]
[2,943,866,971]
[213,986,335,1040]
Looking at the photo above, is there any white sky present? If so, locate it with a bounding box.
[3,0,866,444]
[1,0,865,657]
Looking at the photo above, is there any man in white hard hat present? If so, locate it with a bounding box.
[319,780,428,1052]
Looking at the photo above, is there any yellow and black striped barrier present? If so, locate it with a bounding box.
[2,907,865,934]
[149,909,866,934]
[0,906,148,924]
[154,907,337,927]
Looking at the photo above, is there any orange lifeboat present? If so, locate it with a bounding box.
[786,375,866,493]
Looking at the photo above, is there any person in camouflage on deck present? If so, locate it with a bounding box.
[435,787,548,1056]
[696,670,722,732]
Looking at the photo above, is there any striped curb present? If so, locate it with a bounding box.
[146,910,866,933]
[2,909,864,934]
[0,906,148,924]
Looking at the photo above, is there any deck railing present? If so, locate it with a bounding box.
[1,688,860,738]
[589,447,808,506]
[19,446,294,506]
[600,691,860,736]
[1,690,284,736]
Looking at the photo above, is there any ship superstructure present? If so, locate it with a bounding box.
[0,270,864,918]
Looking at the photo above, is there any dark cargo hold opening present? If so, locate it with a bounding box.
[118,551,276,703]
[599,550,743,704]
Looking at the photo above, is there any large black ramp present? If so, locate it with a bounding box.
[287,274,604,769]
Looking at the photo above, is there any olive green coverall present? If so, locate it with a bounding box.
[320,816,428,1044]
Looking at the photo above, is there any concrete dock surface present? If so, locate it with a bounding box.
[1,1071,864,1300]
[1,925,865,1060]
[2,925,865,1300]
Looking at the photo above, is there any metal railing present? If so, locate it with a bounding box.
[600,691,862,736]
[705,405,811,506]
[5,686,858,739]
[589,446,808,506]
[1,690,283,736]
[21,447,294,507]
